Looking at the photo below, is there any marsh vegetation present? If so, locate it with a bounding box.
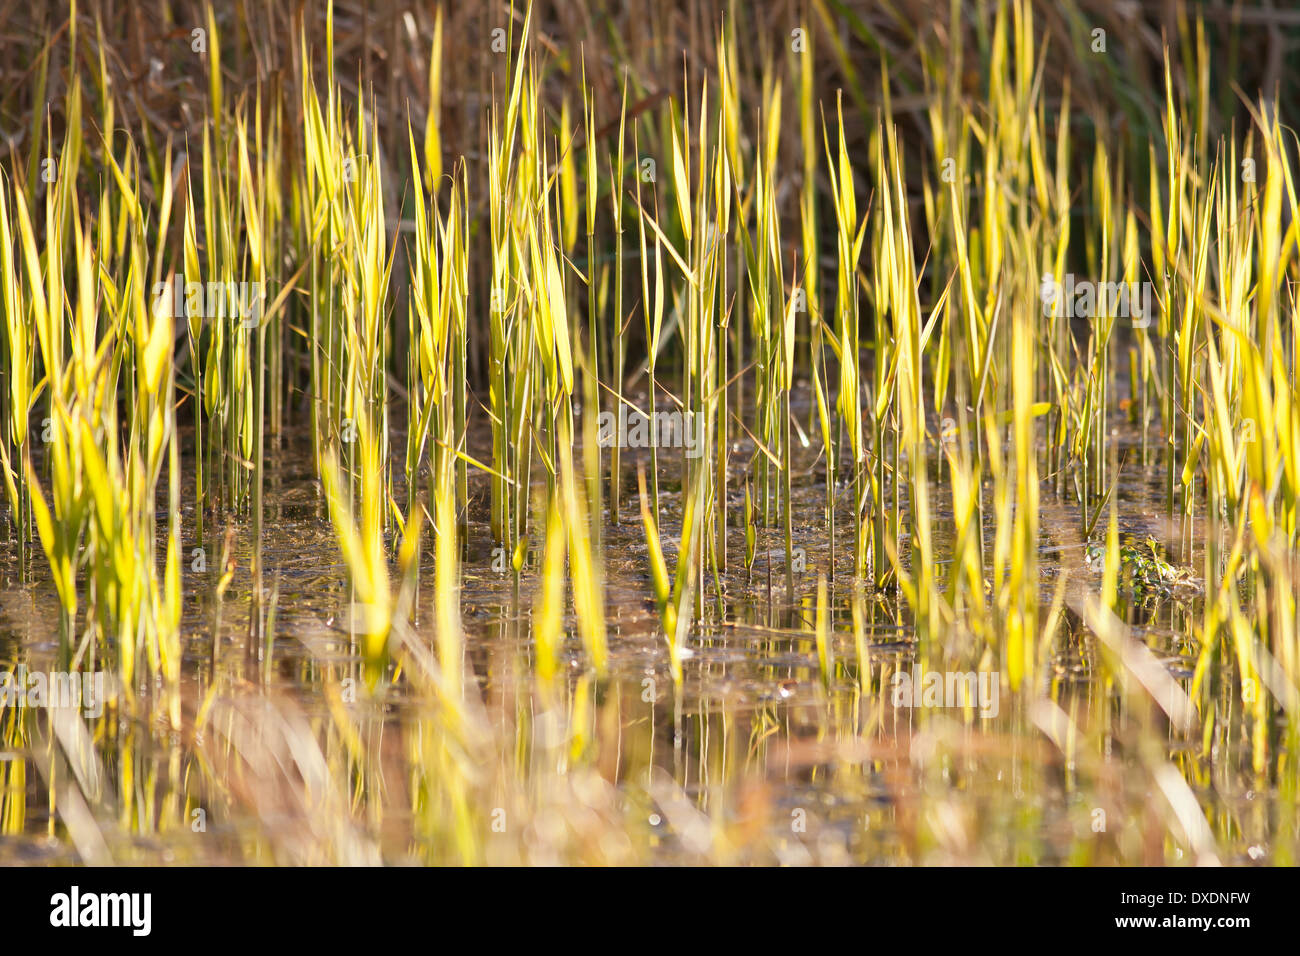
[0,0,1298,865]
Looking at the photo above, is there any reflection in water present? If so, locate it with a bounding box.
[0,414,1291,866]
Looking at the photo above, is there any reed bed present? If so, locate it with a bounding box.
[0,0,1298,865]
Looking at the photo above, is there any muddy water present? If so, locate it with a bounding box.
[0,393,1287,865]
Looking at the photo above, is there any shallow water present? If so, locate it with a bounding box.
[0,388,1291,866]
